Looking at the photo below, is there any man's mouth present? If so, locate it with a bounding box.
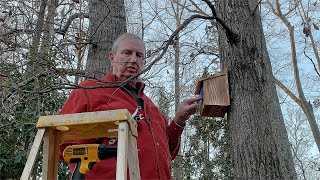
[126,67,137,73]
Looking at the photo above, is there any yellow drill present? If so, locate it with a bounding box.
[63,144,117,180]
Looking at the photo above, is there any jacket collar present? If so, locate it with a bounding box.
[105,73,145,92]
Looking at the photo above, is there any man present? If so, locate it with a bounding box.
[59,33,200,179]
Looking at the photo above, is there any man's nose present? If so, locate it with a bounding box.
[128,53,138,63]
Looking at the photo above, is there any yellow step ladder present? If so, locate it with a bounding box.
[20,109,140,180]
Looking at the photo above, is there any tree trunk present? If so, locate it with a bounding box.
[85,0,127,78]
[172,2,183,179]
[216,0,297,179]
[26,0,47,75]
[174,36,180,113]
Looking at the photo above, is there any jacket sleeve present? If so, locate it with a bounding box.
[60,88,88,114]
[167,121,185,160]
[59,88,97,160]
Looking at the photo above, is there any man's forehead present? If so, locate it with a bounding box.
[118,39,145,53]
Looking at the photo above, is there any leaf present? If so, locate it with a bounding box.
[313,23,319,30]
[14,155,22,164]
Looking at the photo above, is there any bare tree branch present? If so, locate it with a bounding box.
[274,76,302,107]
[303,42,320,77]
[202,0,238,43]
[55,13,90,36]
[169,0,208,16]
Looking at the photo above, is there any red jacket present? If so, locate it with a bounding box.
[59,73,184,180]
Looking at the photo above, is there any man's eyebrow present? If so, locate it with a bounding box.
[122,49,132,52]
[121,49,144,56]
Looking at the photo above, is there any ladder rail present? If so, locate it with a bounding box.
[20,109,140,180]
[20,128,46,180]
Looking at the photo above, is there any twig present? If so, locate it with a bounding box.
[123,14,215,86]
[202,0,239,43]
[252,0,263,16]
[303,42,320,77]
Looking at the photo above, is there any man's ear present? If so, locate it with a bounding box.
[109,51,114,63]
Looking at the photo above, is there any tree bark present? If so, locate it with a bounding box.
[86,0,127,78]
[26,0,47,75]
[216,0,297,179]
[172,2,182,179]
[40,0,56,51]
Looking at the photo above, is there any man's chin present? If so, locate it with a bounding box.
[120,73,138,80]
[125,72,138,77]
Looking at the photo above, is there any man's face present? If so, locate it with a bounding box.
[109,38,145,83]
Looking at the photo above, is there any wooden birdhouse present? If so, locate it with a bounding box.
[195,69,230,117]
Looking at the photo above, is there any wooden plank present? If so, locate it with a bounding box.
[128,132,141,180]
[42,128,59,179]
[195,68,228,95]
[20,128,46,180]
[203,74,230,106]
[36,109,131,128]
[195,68,230,117]
[116,121,129,180]
[53,130,61,178]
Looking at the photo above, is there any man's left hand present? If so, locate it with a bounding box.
[173,97,202,126]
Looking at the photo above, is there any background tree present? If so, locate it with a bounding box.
[215,0,297,178]
[0,0,65,178]
[285,106,320,179]
[0,0,124,178]
[85,0,127,78]
[1,0,319,179]
[262,0,320,153]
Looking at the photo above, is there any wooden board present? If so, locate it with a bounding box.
[195,69,228,95]
[42,128,60,179]
[36,109,131,127]
[116,122,129,180]
[195,69,230,117]
[36,109,137,143]
[20,128,46,180]
[203,73,230,106]
[128,131,141,180]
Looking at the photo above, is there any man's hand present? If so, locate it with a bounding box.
[173,97,202,126]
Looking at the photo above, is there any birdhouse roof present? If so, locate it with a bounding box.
[195,70,227,95]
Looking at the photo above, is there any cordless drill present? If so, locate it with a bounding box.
[63,144,117,180]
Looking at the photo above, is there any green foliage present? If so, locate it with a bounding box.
[0,71,68,178]
[172,115,233,180]
[156,86,171,116]
[0,124,29,178]
[58,161,71,180]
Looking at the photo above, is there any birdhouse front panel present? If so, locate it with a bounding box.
[195,69,230,117]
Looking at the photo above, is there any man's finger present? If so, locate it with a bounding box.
[183,97,201,105]
[182,103,198,115]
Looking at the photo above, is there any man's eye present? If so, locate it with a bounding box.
[123,50,131,55]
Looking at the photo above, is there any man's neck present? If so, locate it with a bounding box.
[114,74,137,88]
[128,80,137,88]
